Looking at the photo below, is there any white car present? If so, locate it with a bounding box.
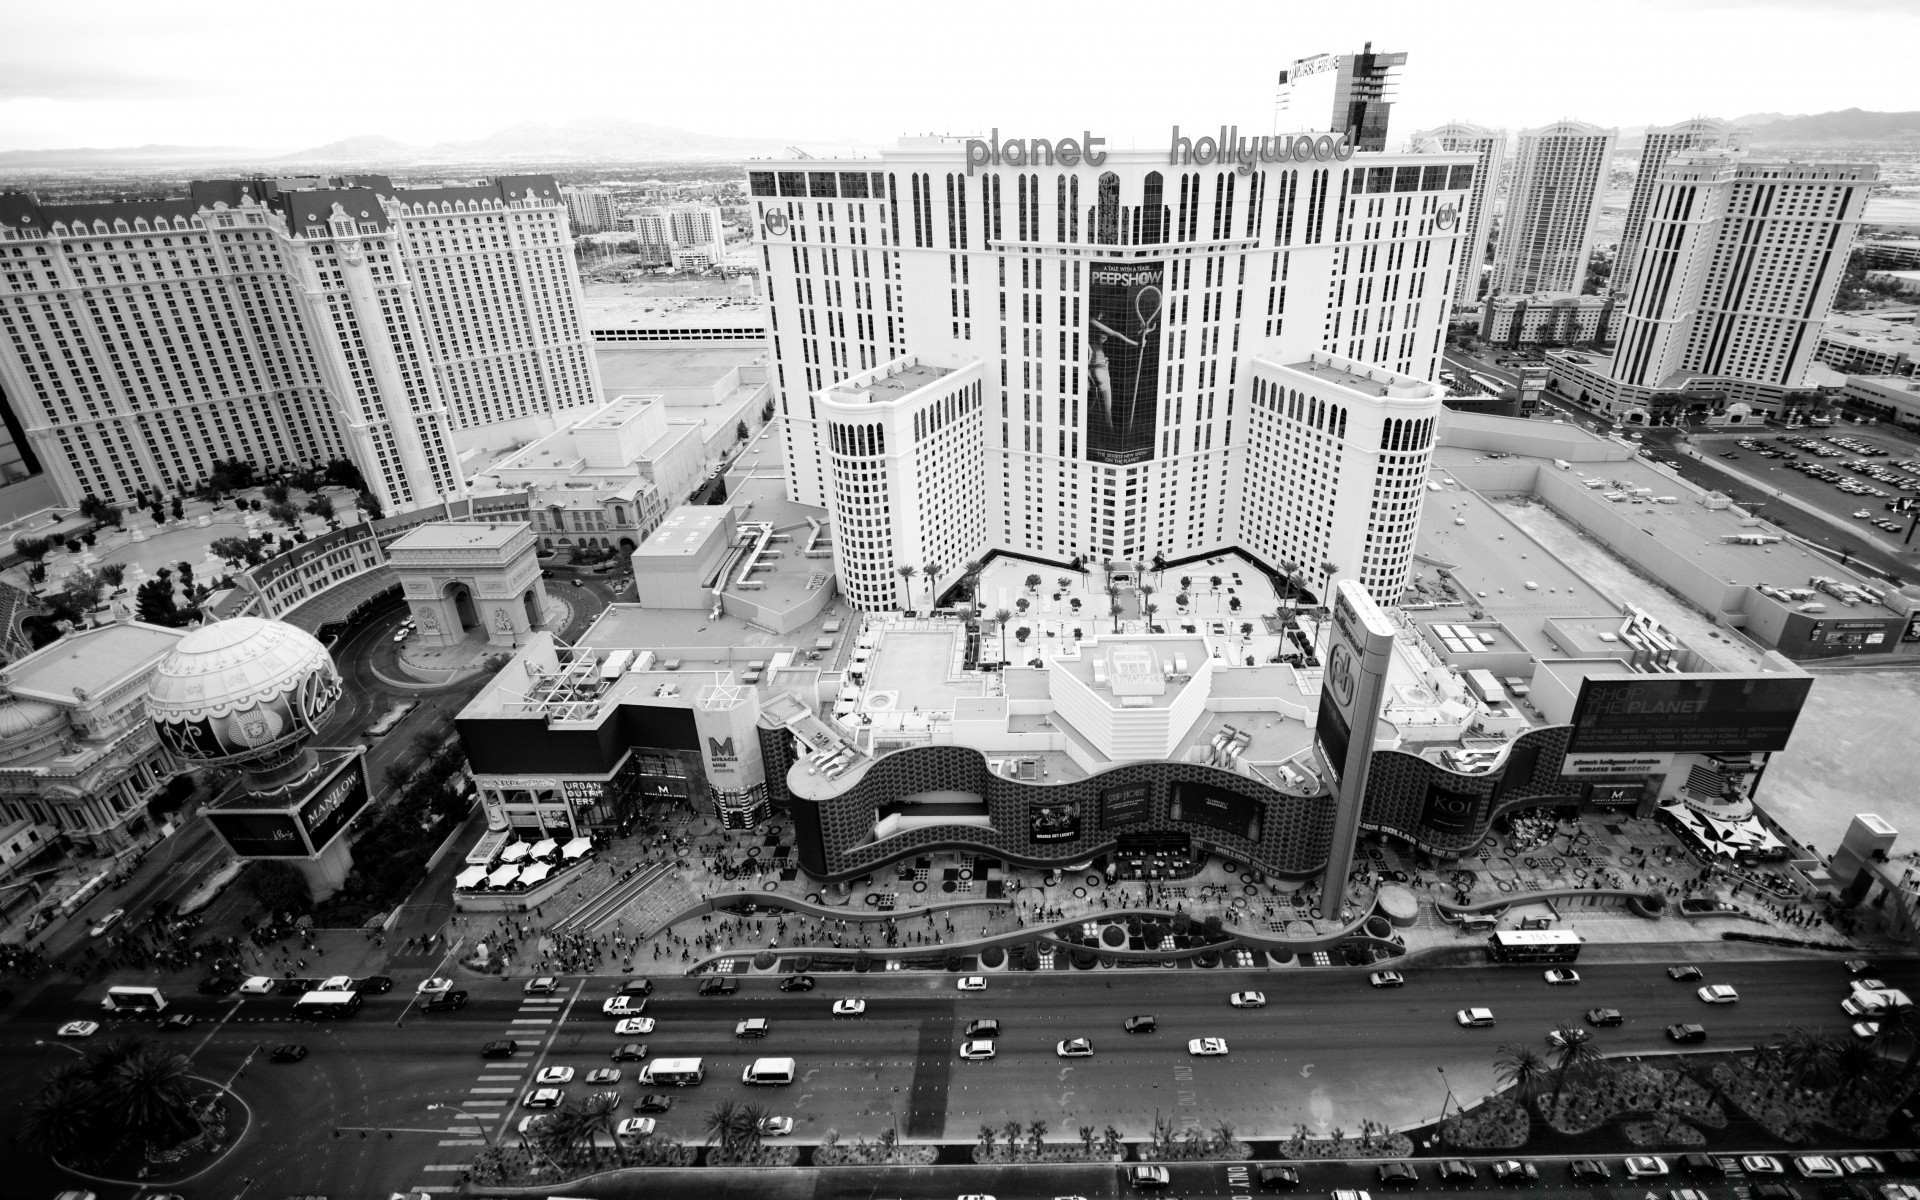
[1741,1156,1785,1175]
[1456,1008,1496,1027]
[1229,991,1266,1008]
[1624,1156,1668,1178]
[88,908,125,938]
[832,999,866,1016]
[534,1066,574,1084]
[522,1088,564,1109]
[602,996,646,1016]
[761,1116,795,1135]
[57,1020,99,1038]
[1697,984,1740,1004]
[517,1114,552,1136]
[1187,1037,1229,1056]
[320,975,356,991]
[616,1117,657,1139]
[524,977,560,995]
[417,977,454,996]
[1796,1157,1845,1180]
[1368,971,1405,988]
[1856,509,1874,518]
[239,975,276,995]
[1056,1037,1093,1057]
[958,1195,997,1200]
[1853,1021,1882,1040]
[957,976,987,991]
[1543,969,1581,985]
[1839,1155,1883,1176]
[959,1039,996,1060]
[615,1017,656,1035]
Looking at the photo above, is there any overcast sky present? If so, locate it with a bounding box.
[2,0,1913,152]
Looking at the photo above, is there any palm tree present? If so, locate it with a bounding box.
[1079,1124,1097,1157]
[1213,1119,1237,1154]
[733,1100,768,1160]
[577,1090,620,1157]
[979,1122,998,1159]
[1027,1117,1048,1155]
[896,564,917,607]
[1103,1124,1123,1157]
[1774,1026,1840,1090]
[1545,1025,1603,1121]
[1832,1039,1892,1115]
[993,608,1012,660]
[1143,602,1159,628]
[102,1043,200,1140]
[18,1077,98,1160]
[704,1098,743,1157]
[1002,1118,1023,1156]
[1057,575,1073,595]
[923,560,942,607]
[1495,1042,1550,1112]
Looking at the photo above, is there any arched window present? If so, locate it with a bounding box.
[1141,172,1164,245]
[1095,172,1120,245]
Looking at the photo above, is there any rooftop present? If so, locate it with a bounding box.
[1275,351,1434,400]
[595,346,767,394]
[631,507,728,559]
[388,522,524,552]
[4,622,184,704]
[827,360,951,405]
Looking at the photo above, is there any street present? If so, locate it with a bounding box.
[1,954,1909,1198]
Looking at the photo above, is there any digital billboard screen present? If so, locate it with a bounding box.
[1171,781,1262,842]
[1420,783,1480,835]
[1030,803,1082,843]
[299,757,371,853]
[1084,260,1164,465]
[208,811,307,858]
[1314,688,1351,783]
[1569,675,1813,753]
[1100,783,1151,829]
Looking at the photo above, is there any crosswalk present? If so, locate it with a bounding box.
[400,990,568,1194]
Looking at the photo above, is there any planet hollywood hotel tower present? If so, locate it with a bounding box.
[750,125,1475,610]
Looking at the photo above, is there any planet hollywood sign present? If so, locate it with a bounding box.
[965,126,1353,177]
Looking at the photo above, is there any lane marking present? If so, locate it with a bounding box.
[469,1087,514,1094]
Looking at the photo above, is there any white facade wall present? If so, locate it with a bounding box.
[1413,122,1506,309]
[1614,118,1748,297]
[1492,121,1617,296]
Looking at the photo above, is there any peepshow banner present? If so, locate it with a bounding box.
[1084,261,1165,465]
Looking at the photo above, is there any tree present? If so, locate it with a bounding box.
[263,480,291,505]
[1002,1119,1023,1155]
[1210,574,1222,591]
[1015,626,1030,644]
[207,458,257,492]
[923,560,942,607]
[356,490,385,520]
[1831,1038,1891,1114]
[1027,1117,1047,1155]
[99,562,128,588]
[100,1043,200,1141]
[211,536,267,568]
[1774,1026,1840,1090]
[1495,1042,1549,1111]
[1102,1124,1123,1156]
[1015,597,1029,613]
[1180,575,1192,591]
[267,502,302,530]
[994,608,1012,660]
[735,419,749,442]
[577,1089,620,1155]
[243,859,308,915]
[54,569,106,622]
[733,1100,769,1159]
[1229,595,1242,612]
[304,493,336,524]
[896,563,917,605]
[1024,572,1041,592]
[18,1076,98,1159]
[170,496,184,521]
[1079,1124,1096,1157]
[979,1123,997,1159]
[78,495,114,523]
[14,536,50,564]
[1057,575,1072,594]
[703,1098,743,1157]
[1545,1025,1603,1118]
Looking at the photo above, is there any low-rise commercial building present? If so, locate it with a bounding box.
[1480,292,1622,347]
[1868,270,1920,296]
[1817,313,1920,378]
[1839,375,1920,429]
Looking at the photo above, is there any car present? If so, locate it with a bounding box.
[1188,1037,1229,1056]
[1628,1156,1671,1178]
[620,977,654,995]
[735,1018,770,1038]
[1376,1162,1419,1187]
[160,1013,196,1030]
[482,1040,520,1059]
[603,996,646,1016]
[1668,965,1704,981]
[1257,1164,1300,1189]
[278,977,318,996]
[958,1195,997,1200]
[1752,1185,1801,1200]
[239,975,276,995]
[516,1115,552,1137]
[959,1039,996,1060]
[1230,991,1267,1008]
[1667,1023,1708,1043]
[1723,451,1739,458]
[1669,1190,1712,1200]
[422,990,468,1012]
[1368,971,1405,988]
[611,1042,649,1062]
[698,977,738,996]
[1125,1015,1158,1033]
[1490,1160,1538,1182]
[535,1066,575,1084]
[1698,984,1740,1004]
[358,975,394,994]
[957,976,987,991]
[1856,509,1874,518]
[1853,1021,1883,1040]
[1543,968,1581,985]
[1586,1007,1624,1026]
[1846,959,1874,974]
[269,1043,309,1063]
[833,999,866,1016]
[779,975,816,992]
[57,1020,99,1038]
[1437,1160,1477,1183]
[1745,1156,1788,1175]
[761,1116,795,1135]
[197,975,242,995]
[965,1019,1001,1039]
[88,907,126,938]
[416,977,454,996]
[635,1093,673,1113]
[1456,1008,1496,1027]
[524,977,560,995]
[571,579,583,588]
[1798,1158,1846,1180]
[1056,1037,1094,1057]
[1129,1165,1172,1188]
[1840,1156,1883,1176]
[615,1017,655,1035]
[522,1088,564,1109]
[1332,1192,1372,1200]
[320,975,355,991]
[1570,1160,1611,1182]
[615,1117,657,1139]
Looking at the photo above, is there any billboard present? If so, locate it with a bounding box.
[208,811,307,858]
[298,754,371,853]
[1586,781,1645,807]
[1030,804,1082,843]
[1568,674,1813,754]
[1420,783,1480,836]
[1170,781,1261,842]
[1100,783,1151,828]
[1084,261,1165,465]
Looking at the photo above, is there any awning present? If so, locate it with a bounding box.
[519,862,552,884]
[486,864,521,887]
[529,838,559,859]
[562,837,593,859]
[455,865,488,889]
[498,841,531,863]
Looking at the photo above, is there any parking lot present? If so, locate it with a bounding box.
[1703,429,1920,545]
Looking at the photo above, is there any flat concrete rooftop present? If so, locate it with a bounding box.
[829,361,950,404]
[388,522,522,551]
[633,507,727,559]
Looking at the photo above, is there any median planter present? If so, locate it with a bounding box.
[1101,924,1127,948]
[979,946,1006,968]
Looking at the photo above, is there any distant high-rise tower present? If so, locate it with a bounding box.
[1491,120,1618,296]
[560,185,618,234]
[1278,43,1407,152]
[1613,118,1750,297]
[1412,122,1507,309]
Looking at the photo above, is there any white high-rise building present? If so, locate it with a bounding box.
[1610,151,1875,390]
[750,134,1471,609]
[560,185,618,234]
[1491,121,1617,296]
[0,175,601,511]
[1614,118,1749,297]
[1411,122,1507,310]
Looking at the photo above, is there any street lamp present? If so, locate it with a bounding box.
[428,1103,499,1147]
[33,1038,87,1058]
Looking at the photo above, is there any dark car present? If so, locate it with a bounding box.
[778,975,816,992]
[269,1043,308,1063]
[422,990,469,1012]
[620,978,654,996]
[197,976,241,995]
[1678,1153,1726,1177]
[1257,1165,1299,1189]
[1668,965,1704,981]
[1668,1023,1708,1043]
[1753,1185,1801,1200]
[160,1013,196,1030]
[1586,1007,1624,1026]
[1377,1162,1419,1186]
[357,975,394,994]
[1822,1182,1875,1200]
[964,1019,1001,1039]
[611,1042,649,1062]
[1491,1160,1538,1182]
[1437,1160,1477,1184]
[278,977,319,995]
[1570,1160,1611,1183]
[481,1040,519,1059]
[1124,1015,1157,1033]
[698,977,738,996]
[635,1093,673,1113]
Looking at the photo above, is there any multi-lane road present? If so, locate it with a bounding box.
[2,954,1908,1198]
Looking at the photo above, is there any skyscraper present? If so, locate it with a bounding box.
[1278,44,1408,152]
[560,185,619,234]
[1411,122,1507,309]
[1614,118,1749,297]
[1490,121,1617,296]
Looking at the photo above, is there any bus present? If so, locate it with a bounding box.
[1486,929,1583,964]
[639,1057,705,1086]
[293,989,363,1019]
[101,985,168,1013]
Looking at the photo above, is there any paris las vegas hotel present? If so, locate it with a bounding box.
[753,125,1477,610]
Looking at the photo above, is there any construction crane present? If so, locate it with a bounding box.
[785,146,813,159]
